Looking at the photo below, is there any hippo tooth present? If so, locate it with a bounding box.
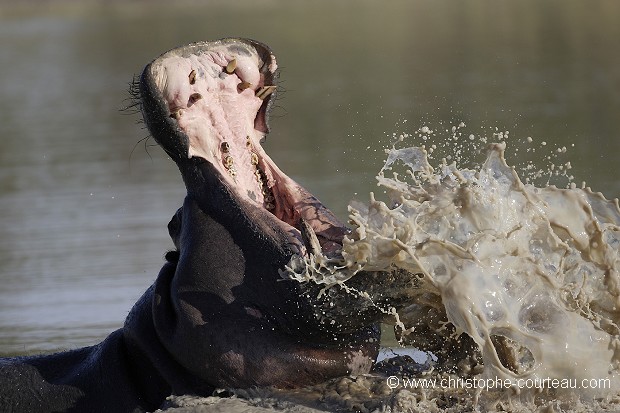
[238,81,253,92]
[224,155,237,180]
[300,218,322,255]
[188,69,196,85]
[169,109,183,119]
[221,141,230,153]
[256,169,270,187]
[189,93,202,104]
[255,85,276,100]
[251,152,259,165]
[225,58,237,74]
[224,155,234,169]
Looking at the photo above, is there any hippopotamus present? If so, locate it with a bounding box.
[0,38,415,413]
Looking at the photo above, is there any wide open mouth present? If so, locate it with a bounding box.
[138,38,346,255]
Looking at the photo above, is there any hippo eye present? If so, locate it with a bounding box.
[188,70,196,85]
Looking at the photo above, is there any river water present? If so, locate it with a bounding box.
[0,0,618,388]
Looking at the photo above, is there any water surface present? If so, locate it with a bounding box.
[0,0,618,355]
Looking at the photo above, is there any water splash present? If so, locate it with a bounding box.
[284,129,620,408]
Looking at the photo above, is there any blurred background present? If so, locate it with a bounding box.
[0,0,618,355]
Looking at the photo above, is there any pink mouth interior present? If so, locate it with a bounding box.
[152,46,277,206]
[148,42,345,255]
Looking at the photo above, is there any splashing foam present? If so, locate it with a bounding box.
[283,129,620,405]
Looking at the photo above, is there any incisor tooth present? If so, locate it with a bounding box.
[189,93,202,104]
[169,109,183,119]
[238,81,252,92]
[255,85,276,100]
[251,152,259,165]
[225,59,237,74]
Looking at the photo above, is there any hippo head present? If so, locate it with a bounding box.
[134,38,382,392]
[139,38,345,263]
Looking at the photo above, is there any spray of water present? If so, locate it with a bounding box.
[284,124,620,409]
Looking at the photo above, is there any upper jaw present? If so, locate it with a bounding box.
[138,38,277,164]
[138,38,348,256]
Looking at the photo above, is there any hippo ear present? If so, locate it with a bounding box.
[167,207,183,250]
[242,38,279,135]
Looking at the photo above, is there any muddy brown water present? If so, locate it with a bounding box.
[0,0,618,358]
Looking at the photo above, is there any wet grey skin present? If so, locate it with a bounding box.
[0,38,417,413]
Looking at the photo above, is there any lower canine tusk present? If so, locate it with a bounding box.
[300,218,322,256]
